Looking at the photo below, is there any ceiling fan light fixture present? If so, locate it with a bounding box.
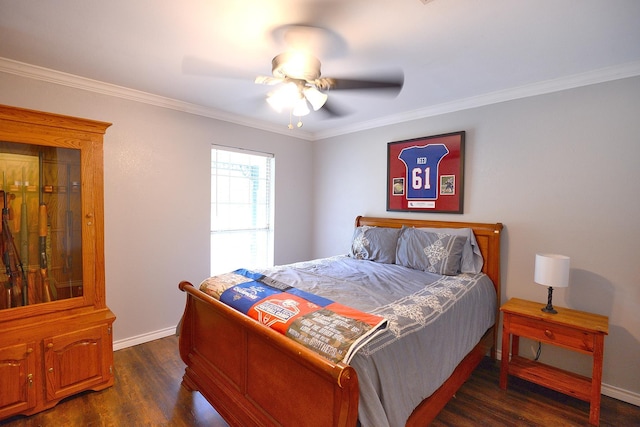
[303,86,328,111]
[292,97,310,117]
[266,82,301,113]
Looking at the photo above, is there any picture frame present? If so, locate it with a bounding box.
[387,131,465,213]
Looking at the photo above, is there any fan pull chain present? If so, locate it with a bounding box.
[287,111,303,129]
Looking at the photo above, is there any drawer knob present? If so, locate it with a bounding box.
[47,343,54,348]
[544,329,553,338]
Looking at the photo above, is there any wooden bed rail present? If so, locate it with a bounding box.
[178,280,360,427]
[177,281,356,384]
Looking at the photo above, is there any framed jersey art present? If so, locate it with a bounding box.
[387,131,465,213]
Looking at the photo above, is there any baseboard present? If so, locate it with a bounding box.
[113,326,177,351]
[114,331,640,407]
[601,383,640,407]
[496,349,640,407]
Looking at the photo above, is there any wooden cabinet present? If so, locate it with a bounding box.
[0,342,36,419]
[0,104,115,420]
[500,298,608,426]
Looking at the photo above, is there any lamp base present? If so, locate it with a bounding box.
[541,286,558,314]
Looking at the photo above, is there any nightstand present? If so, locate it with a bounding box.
[499,298,609,426]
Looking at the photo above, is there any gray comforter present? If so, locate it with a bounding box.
[258,255,496,427]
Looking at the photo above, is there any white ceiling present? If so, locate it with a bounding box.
[1,0,640,139]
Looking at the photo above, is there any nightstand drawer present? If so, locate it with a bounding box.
[508,315,595,353]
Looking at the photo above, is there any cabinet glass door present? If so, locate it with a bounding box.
[0,141,82,309]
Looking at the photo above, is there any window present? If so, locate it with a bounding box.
[211,146,274,276]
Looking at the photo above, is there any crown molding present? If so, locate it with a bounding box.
[2,57,639,142]
[312,60,640,140]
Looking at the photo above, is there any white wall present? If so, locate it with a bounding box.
[311,76,640,402]
[0,72,314,347]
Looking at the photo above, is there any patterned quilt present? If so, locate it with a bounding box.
[200,268,388,364]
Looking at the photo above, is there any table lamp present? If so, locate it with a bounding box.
[534,253,570,314]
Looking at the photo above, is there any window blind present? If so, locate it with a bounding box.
[210,146,274,276]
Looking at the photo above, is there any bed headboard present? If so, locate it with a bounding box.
[355,216,503,302]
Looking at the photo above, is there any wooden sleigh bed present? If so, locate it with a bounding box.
[178,216,503,426]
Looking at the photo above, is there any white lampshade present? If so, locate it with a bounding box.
[534,253,570,288]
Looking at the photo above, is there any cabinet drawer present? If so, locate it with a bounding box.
[508,315,595,353]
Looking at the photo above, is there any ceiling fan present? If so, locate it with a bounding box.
[254,26,404,129]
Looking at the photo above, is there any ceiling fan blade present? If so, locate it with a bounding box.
[255,75,284,85]
[321,73,404,95]
[318,98,349,118]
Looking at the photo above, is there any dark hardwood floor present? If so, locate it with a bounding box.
[2,335,638,426]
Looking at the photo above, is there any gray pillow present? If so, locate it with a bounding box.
[350,226,400,264]
[418,227,483,273]
[396,227,467,275]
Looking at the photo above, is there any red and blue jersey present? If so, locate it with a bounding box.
[398,144,449,200]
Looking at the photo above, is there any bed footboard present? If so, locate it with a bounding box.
[178,281,359,427]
